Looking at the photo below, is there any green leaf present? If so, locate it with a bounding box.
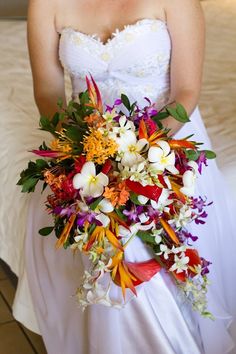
[129,192,143,206]
[185,150,200,161]
[51,112,60,127]
[39,226,54,236]
[204,150,216,159]
[152,111,169,122]
[65,126,84,143]
[121,94,131,111]
[115,208,127,221]
[167,105,190,123]
[35,159,48,169]
[21,178,39,193]
[63,239,71,249]
[57,97,63,109]
[88,223,96,235]
[137,230,156,244]
[89,197,103,211]
[176,103,190,122]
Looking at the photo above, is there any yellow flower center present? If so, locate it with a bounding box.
[90,176,97,183]
[129,145,137,153]
[160,156,168,164]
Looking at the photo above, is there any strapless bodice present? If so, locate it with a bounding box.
[59,19,171,108]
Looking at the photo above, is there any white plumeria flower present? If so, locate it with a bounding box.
[180,161,198,197]
[95,213,110,227]
[148,140,179,174]
[96,198,114,213]
[118,131,148,167]
[169,253,190,273]
[93,198,114,227]
[137,195,149,205]
[73,161,108,198]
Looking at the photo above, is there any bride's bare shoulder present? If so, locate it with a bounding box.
[28,0,57,12]
[164,0,203,17]
[163,0,204,29]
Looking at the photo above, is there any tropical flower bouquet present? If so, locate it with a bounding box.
[18,76,215,317]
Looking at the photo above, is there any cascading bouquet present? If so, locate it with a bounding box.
[18,76,215,317]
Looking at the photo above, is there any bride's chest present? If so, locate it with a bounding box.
[59,19,171,81]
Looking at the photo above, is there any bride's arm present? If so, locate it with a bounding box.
[163,0,205,135]
[27,0,66,119]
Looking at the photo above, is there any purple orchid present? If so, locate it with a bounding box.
[123,205,144,223]
[77,211,102,227]
[201,257,212,275]
[53,205,75,217]
[191,196,213,213]
[197,151,208,174]
[194,211,208,225]
[182,230,198,243]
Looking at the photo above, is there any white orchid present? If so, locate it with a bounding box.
[180,161,199,197]
[156,244,172,260]
[113,116,135,136]
[102,108,118,123]
[117,131,148,167]
[71,230,88,251]
[169,252,190,273]
[148,140,179,174]
[150,188,173,211]
[151,229,163,244]
[73,161,108,198]
[174,204,192,228]
[137,188,172,212]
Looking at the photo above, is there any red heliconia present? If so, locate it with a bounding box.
[125,179,162,201]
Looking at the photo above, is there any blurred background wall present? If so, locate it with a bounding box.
[0,0,27,18]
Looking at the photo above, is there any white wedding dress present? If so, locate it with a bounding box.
[15,19,236,354]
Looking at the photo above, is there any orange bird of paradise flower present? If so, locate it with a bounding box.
[139,119,167,145]
[85,75,103,114]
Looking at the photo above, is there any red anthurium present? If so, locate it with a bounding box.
[171,249,201,282]
[172,270,187,282]
[125,259,161,283]
[158,174,168,188]
[185,248,201,277]
[125,179,162,201]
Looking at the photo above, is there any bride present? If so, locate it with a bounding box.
[14,0,236,353]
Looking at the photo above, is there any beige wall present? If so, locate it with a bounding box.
[0,0,27,17]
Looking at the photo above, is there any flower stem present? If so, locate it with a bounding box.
[123,233,136,249]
